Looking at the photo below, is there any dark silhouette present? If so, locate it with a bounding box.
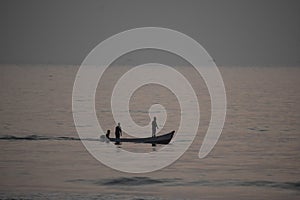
[114,123,122,145]
[152,117,159,137]
[106,130,110,138]
[106,131,175,144]
[151,117,159,146]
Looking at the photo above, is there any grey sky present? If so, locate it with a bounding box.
[0,0,299,66]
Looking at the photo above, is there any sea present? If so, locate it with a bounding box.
[0,65,299,199]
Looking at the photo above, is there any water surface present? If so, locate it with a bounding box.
[0,65,299,199]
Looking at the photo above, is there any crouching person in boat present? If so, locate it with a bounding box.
[105,130,110,138]
[115,122,122,145]
[99,130,110,143]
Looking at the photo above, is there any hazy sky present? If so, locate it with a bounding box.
[0,0,299,66]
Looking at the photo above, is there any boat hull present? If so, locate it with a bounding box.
[107,131,175,144]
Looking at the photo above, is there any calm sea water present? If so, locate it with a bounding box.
[0,65,299,199]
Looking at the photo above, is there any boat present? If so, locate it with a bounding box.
[106,131,175,144]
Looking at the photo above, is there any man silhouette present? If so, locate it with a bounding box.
[115,123,122,144]
[152,117,159,137]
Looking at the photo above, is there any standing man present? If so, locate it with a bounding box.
[152,117,159,137]
[115,122,122,144]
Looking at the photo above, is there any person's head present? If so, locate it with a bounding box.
[118,122,120,127]
[154,117,156,121]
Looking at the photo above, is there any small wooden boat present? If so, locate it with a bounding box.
[107,131,175,144]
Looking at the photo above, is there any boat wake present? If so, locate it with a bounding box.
[0,135,98,141]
